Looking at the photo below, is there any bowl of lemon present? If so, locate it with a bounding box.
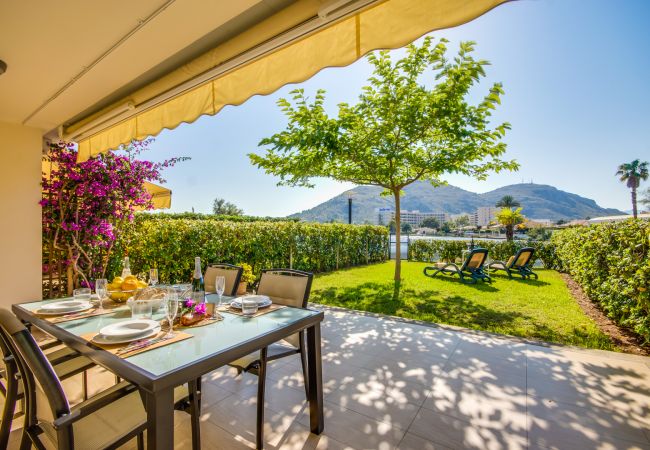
[107,275,148,302]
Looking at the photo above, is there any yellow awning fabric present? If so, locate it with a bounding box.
[41,161,171,210]
[75,0,508,161]
[141,182,172,210]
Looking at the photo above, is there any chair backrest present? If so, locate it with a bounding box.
[256,269,313,348]
[205,263,243,296]
[0,309,70,427]
[510,247,535,268]
[461,248,489,271]
[257,269,313,309]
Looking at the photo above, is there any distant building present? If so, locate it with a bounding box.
[588,213,648,223]
[475,206,499,227]
[526,218,553,227]
[376,209,449,227]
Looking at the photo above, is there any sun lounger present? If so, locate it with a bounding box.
[488,247,538,279]
[423,248,492,284]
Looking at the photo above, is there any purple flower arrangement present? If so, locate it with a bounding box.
[181,298,208,317]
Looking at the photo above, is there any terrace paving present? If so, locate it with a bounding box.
[7,307,650,449]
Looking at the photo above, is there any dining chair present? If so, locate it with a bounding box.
[204,263,243,296]
[0,324,95,449]
[0,309,201,450]
[228,268,313,449]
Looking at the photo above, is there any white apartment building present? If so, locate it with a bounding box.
[377,209,449,227]
[475,206,499,227]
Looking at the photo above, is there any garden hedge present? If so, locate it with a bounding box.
[109,217,388,283]
[551,220,650,342]
[407,238,559,269]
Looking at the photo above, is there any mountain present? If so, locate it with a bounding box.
[289,182,624,223]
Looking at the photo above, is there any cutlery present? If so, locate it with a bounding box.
[52,308,97,321]
[116,334,174,355]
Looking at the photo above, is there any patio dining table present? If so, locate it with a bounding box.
[12,294,324,449]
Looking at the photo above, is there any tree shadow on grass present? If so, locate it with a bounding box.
[312,281,611,346]
[423,272,500,292]
[488,273,552,287]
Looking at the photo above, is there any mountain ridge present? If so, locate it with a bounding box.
[290,182,624,223]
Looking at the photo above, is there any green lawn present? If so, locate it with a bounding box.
[311,261,615,350]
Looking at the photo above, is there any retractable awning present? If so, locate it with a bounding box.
[71,0,509,161]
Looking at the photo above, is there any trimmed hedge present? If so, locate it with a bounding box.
[108,219,388,283]
[408,238,559,269]
[137,212,298,222]
[552,220,650,342]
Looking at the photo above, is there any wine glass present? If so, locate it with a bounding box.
[165,291,179,338]
[149,268,159,286]
[95,279,108,310]
[215,276,226,309]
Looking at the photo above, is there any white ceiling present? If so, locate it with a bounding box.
[0,0,292,132]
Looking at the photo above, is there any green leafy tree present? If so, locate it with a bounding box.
[454,215,471,229]
[249,37,516,281]
[212,198,244,216]
[495,195,520,209]
[420,217,440,229]
[440,222,452,234]
[616,159,649,219]
[401,222,412,234]
[496,207,525,241]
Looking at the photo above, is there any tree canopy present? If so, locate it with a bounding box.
[496,207,525,241]
[495,195,520,209]
[250,37,517,281]
[616,159,648,218]
[212,198,243,216]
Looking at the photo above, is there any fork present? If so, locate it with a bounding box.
[116,334,174,355]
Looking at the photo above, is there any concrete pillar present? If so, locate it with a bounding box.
[0,122,43,307]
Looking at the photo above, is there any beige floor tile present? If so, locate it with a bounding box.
[409,407,527,450]
[527,396,650,445]
[296,401,405,450]
[396,432,455,450]
[422,375,527,433]
[238,376,309,416]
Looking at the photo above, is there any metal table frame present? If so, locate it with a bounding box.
[12,302,324,449]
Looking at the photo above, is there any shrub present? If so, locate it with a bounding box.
[137,212,298,222]
[552,220,650,342]
[408,238,559,269]
[108,219,388,283]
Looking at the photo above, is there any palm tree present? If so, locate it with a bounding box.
[496,207,525,241]
[616,159,649,218]
[495,195,521,209]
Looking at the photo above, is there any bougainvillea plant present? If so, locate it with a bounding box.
[41,139,186,295]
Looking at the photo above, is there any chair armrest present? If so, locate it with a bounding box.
[52,381,137,429]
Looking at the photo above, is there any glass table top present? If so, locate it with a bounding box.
[18,294,319,377]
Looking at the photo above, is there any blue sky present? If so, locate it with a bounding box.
[145,0,650,217]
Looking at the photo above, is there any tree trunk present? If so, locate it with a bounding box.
[632,187,638,219]
[393,190,401,281]
[506,225,514,241]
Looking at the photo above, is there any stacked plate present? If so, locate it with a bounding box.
[92,319,161,345]
[230,295,272,310]
[37,300,93,315]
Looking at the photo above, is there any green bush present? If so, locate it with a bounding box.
[108,219,388,283]
[137,212,298,222]
[552,220,650,342]
[407,238,559,269]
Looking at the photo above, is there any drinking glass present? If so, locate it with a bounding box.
[149,268,159,286]
[94,279,108,310]
[241,296,258,317]
[73,288,91,302]
[215,276,226,309]
[165,292,179,337]
[131,300,152,320]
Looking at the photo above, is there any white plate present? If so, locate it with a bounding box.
[37,300,93,315]
[99,319,160,339]
[230,296,272,309]
[92,326,161,345]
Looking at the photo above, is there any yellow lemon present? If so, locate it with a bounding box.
[112,276,124,285]
[124,275,138,283]
[137,281,148,289]
[121,279,139,291]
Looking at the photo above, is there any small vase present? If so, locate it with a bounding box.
[237,282,248,295]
